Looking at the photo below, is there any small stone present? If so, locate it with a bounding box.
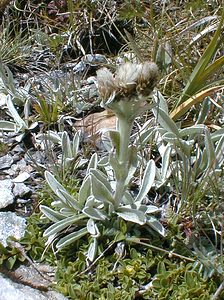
[13,183,32,198]
[73,61,86,74]
[13,172,31,183]
[0,212,26,247]
[12,144,25,153]
[84,54,108,65]
[0,154,13,170]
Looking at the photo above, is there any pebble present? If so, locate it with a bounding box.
[0,154,13,169]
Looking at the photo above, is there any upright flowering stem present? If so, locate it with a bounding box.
[114,115,133,208]
[97,61,159,210]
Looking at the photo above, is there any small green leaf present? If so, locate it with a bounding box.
[157,261,166,274]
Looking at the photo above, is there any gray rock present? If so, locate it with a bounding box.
[0,154,13,169]
[0,179,14,208]
[13,183,32,198]
[0,274,67,300]
[0,212,26,247]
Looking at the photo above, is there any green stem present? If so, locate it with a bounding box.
[114,116,134,209]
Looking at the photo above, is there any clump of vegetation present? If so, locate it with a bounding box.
[0,1,223,299]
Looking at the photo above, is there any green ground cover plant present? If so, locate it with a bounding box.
[0,1,223,299]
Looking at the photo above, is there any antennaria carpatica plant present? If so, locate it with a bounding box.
[40,61,166,261]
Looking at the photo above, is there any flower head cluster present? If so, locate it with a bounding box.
[96,61,159,105]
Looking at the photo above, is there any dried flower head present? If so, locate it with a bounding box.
[97,61,158,104]
[96,67,116,101]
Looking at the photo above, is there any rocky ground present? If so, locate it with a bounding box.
[0,53,117,299]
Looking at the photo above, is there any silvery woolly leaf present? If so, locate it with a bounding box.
[125,145,138,185]
[7,95,28,131]
[45,171,67,198]
[147,216,166,236]
[87,238,98,262]
[90,173,114,203]
[109,152,122,181]
[44,214,86,237]
[154,108,180,137]
[145,205,160,214]
[90,169,112,191]
[122,191,135,205]
[87,153,98,173]
[116,207,146,225]
[72,131,80,158]
[162,132,178,143]
[196,98,210,124]
[40,205,65,222]
[215,135,224,165]
[211,128,224,142]
[56,228,88,250]
[152,90,169,113]
[98,156,108,167]
[161,145,172,181]
[39,131,61,144]
[87,218,100,236]
[179,124,206,137]
[57,189,83,211]
[0,120,17,131]
[204,129,216,169]
[135,160,156,203]
[78,176,91,205]
[135,125,154,150]
[62,131,72,158]
[83,206,108,220]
